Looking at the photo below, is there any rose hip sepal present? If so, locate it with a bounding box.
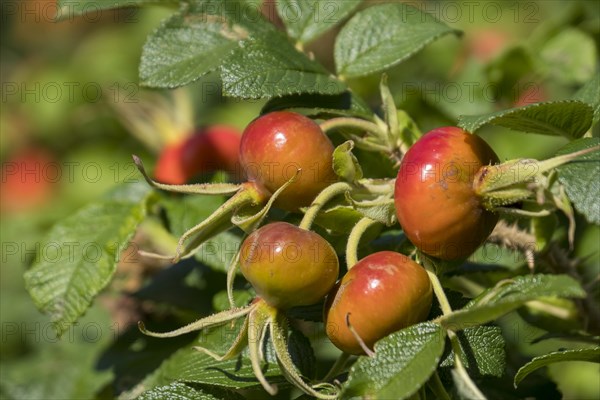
[240,111,338,211]
[138,297,339,399]
[240,222,339,309]
[394,127,500,260]
[324,251,432,355]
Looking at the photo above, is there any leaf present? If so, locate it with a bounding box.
[342,322,445,399]
[276,0,361,44]
[286,302,325,322]
[333,141,363,182]
[56,0,173,19]
[136,382,245,400]
[458,101,594,139]
[439,325,506,378]
[287,328,316,379]
[514,347,600,387]
[131,322,284,393]
[24,182,153,336]
[346,193,397,226]
[334,3,459,78]
[139,12,244,88]
[313,204,364,234]
[539,29,597,85]
[573,73,600,125]
[221,33,346,98]
[556,138,600,224]
[261,91,374,120]
[0,307,113,400]
[439,274,586,331]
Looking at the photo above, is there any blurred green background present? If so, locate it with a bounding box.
[1,1,598,399]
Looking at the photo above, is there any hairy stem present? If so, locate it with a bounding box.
[319,117,387,143]
[299,182,353,230]
[346,217,379,269]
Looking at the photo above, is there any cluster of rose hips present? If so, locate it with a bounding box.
[136,107,593,397]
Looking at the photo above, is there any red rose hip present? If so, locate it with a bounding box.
[155,125,241,184]
[394,127,499,260]
[239,111,337,210]
[240,222,339,309]
[324,251,432,355]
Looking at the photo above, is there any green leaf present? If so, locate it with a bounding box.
[56,0,173,19]
[139,12,244,88]
[540,29,597,85]
[313,204,363,234]
[458,101,594,139]
[276,0,361,44]
[556,138,600,224]
[514,347,600,387]
[347,194,396,226]
[439,274,586,331]
[24,182,153,336]
[221,34,346,98]
[287,328,316,379]
[0,306,113,400]
[334,3,459,78]
[261,92,374,120]
[573,74,600,125]
[286,302,325,322]
[333,141,363,183]
[136,382,246,400]
[131,323,284,393]
[342,322,445,399]
[440,325,506,378]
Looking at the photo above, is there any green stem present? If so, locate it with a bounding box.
[423,261,452,316]
[322,352,351,382]
[534,144,600,173]
[422,261,486,398]
[299,182,353,230]
[449,331,486,399]
[346,217,379,269]
[319,117,388,143]
[427,371,452,400]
